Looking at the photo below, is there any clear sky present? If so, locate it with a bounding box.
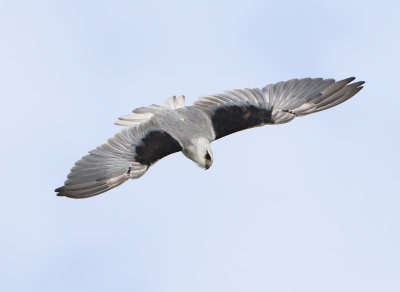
[1,0,399,291]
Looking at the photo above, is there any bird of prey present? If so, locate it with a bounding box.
[55,77,364,198]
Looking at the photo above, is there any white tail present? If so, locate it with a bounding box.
[115,95,186,127]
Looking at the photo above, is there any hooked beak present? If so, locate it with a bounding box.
[204,151,212,170]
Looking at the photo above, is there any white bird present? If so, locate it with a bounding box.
[55,77,364,198]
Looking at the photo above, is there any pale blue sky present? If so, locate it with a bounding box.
[1,0,399,291]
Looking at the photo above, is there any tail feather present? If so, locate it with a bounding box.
[115,95,185,127]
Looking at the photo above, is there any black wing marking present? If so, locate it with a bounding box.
[135,130,183,166]
[211,105,273,140]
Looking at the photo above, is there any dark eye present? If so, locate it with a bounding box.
[205,152,211,160]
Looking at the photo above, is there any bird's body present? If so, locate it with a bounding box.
[135,106,215,169]
[154,106,215,151]
[56,77,364,198]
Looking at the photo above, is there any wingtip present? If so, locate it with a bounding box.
[338,77,365,88]
[55,186,66,197]
[344,77,366,86]
[56,193,85,199]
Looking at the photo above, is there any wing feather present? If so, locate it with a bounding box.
[193,77,364,139]
[56,121,182,198]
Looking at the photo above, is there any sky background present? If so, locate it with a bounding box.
[1,0,399,291]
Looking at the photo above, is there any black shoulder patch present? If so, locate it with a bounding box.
[135,131,182,166]
[211,105,273,140]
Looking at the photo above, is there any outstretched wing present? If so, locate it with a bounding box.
[193,77,364,140]
[55,121,182,199]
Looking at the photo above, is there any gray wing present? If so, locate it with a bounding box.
[193,77,364,140]
[55,121,182,199]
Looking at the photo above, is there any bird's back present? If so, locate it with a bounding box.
[153,106,215,149]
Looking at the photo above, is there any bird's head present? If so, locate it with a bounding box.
[183,137,213,170]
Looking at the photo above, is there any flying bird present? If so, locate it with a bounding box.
[55,77,364,198]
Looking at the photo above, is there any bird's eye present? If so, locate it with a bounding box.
[205,152,211,161]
